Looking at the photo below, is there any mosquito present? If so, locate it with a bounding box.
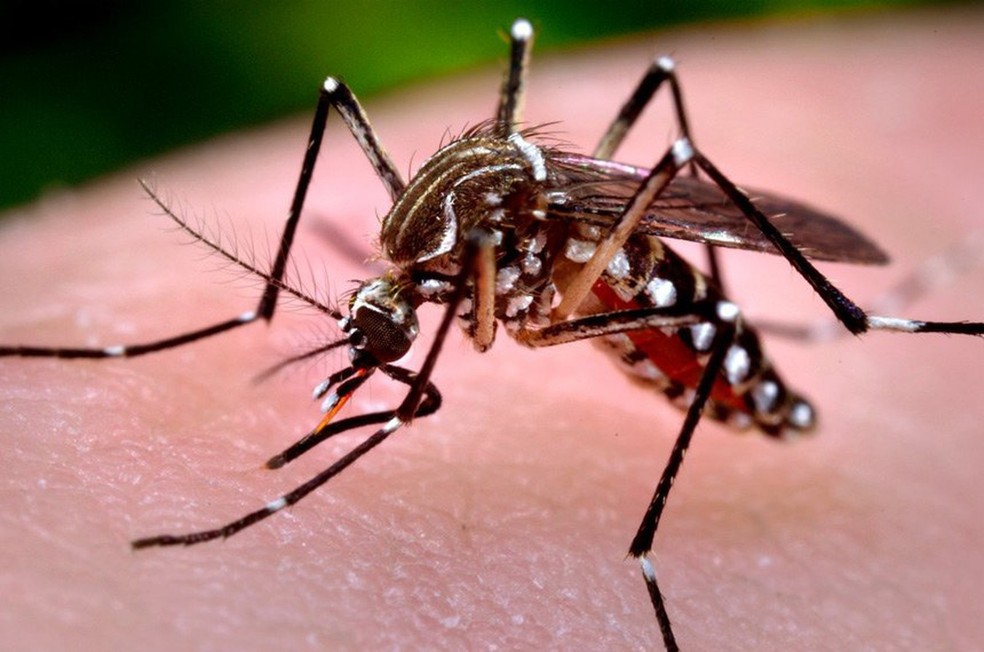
[2,18,981,651]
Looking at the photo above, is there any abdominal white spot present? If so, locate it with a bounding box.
[689,322,716,352]
[724,345,751,385]
[606,249,630,280]
[565,238,596,263]
[752,381,779,414]
[647,278,677,307]
[496,266,521,294]
[506,295,533,317]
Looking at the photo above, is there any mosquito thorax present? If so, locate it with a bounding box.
[341,278,419,364]
[379,130,550,267]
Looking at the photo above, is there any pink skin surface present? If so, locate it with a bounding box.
[2,9,983,651]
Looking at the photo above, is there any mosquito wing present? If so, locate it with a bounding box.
[548,153,889,265]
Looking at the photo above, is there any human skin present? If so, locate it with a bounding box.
[1,9,983,651]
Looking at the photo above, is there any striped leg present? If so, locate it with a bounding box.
[131,363,441,548]
[518,298,742,652]
[0,79,403,359]
[692,152,984,337]
[495,18,534,136]
[590,50,731,289]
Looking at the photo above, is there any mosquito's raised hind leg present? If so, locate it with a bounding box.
[593,55,692,161]
[693,151,984,337]
[591,52,733,291]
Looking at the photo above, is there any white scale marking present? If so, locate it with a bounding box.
[789,400,815,429]
[507,132,547,181]
[752,380,779,414]
[265,497,288,513]
[672,138,694,167]
[704,230,743,246]
[312,379,331,399]
[689,322,716,352]
[511,18,533,41]
[381,417,403,435]
[320,391,340,413]
[724,345,751,385]
[417,279,449,297]
[716,301,740,322]
[522,253,542,277]
[496,266,521,294]
[646,278,677,307]
[564,238,596,263]
[606,249,630,280]
[867,315,924,332]
[506,295,534,318]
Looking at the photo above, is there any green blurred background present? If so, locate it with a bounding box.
[0,0,943,212]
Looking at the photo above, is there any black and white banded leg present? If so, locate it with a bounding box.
[131,364,441,548]
[517,298,743,652]
[755,233,984,342]
[591,50,730,290]
[0,77,404,361]
[496,18,534,136]
[691,151,984,337]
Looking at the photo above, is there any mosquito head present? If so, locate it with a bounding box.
[341,277,419,366]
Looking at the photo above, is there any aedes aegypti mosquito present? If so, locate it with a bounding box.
[2,18,982,651]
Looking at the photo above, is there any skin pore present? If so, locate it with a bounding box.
[1,9,983,650]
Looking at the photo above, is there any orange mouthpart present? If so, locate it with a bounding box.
[314,367,368,431]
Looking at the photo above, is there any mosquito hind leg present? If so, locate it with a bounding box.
[592,53,732,292]
[593,55,692,160]
[692,151,984,337]
[755,233,984,342]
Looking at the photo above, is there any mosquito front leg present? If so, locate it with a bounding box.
[0,78,403,359]
[132,368,440,549]
[131,414,408,549]
[136,225,483,551]
[495,18,534,136]
[266,364,442,469]
[132,243,478,549]
[258,77,404,320]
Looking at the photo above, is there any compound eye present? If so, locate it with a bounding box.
[349,278,419,364]
[352,305,415,362]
